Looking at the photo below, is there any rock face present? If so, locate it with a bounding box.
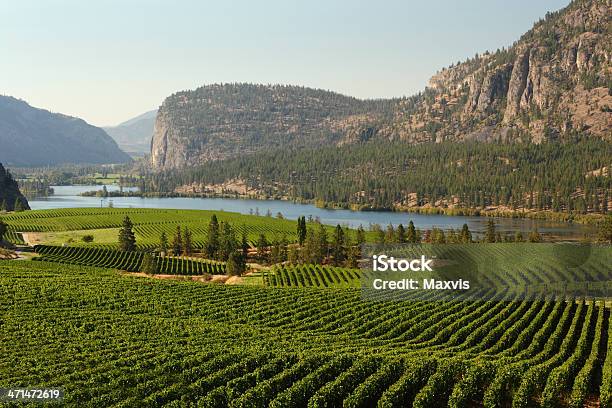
[151,0,611,169]
[150,84,388,169]
[0,96,132,166]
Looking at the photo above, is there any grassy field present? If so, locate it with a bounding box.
[1,260,611,407]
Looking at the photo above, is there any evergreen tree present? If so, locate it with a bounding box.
[256,233,268,263]
[205,215,220,258]
[407,221,417,243]
[485,219,496,243]
[332,225,346,265]
[280,234,288,262]
[141,253,158,275]
[460,224,472,243]
[159,231,168,255]
[317,223,328,262]
[356,225,366,246]
[183,227,193,256]
[219,222,237,261]
[396,224,406,243]
[385,224,396,243]
[303,228,319,264]
[241,230,249,262]
[297,216,307,246]
[172,226,182,256]
[226,252,246,276]
[118,216,136,251]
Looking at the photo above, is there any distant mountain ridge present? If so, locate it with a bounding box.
[104,110,157,156]
[0,96,132,166]
[150,0,610,169]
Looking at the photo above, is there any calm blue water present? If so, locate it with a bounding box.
[28,185,591,237]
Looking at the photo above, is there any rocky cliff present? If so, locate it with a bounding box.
[150,84,391,169]
[398,0,611,144]
[151,0,611,169]
[0,96,132,166]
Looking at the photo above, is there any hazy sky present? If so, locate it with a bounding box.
[1,0,569,126]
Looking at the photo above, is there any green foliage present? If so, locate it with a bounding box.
[33,244,225,275]
[0,260,610,406]
[141,252,158,275]
[118,215,136,251]
[151,140,612,214]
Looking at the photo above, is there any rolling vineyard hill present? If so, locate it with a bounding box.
[0,261,610,407]
[0,208,321,249]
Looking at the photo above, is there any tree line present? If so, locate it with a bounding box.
[146,140,611,215]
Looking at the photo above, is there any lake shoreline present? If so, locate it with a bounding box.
[77,188,604,226]
[25,185,595,240]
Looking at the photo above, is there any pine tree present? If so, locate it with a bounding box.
[256,233,268,263]
[356,225,366,246]
[332,224,346,265]
[317,223,328,262]
[141,253,158,275]
[172,226,182,256]
[159,232,168,255]
[460,224,472,243]
[303,228,319,264]
[407,221,417,243]
[396,224,406,243]
[206,215,220,258]
[218,222,237,261]
[183,227,193,256]
[227,251,246,276]
[118,216,136,251]
[297,216,307,246]
[385,224,396,243]
[241,230,249,262]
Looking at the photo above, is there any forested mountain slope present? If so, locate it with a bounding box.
[0,163,29,211]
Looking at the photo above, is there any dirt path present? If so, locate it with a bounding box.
[122,272,244,285]
[21,232,42,246]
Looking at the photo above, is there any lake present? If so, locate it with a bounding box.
[28,185,592,239]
